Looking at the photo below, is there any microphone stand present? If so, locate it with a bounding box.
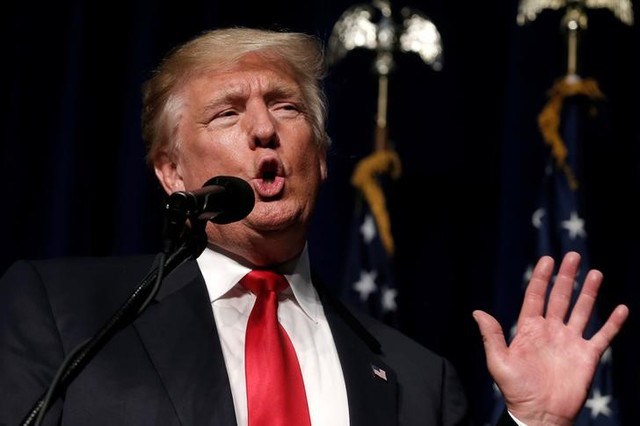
[19,217,208,426]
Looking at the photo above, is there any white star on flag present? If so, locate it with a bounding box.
[353,270,377,301]
[561,210,586,239]
[584,388,612,418]
[532,207,545,228]
[381,287,397,312]
[360,213,376,243]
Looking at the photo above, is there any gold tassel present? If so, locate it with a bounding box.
[537,77,604,190]
[351,149,402,255]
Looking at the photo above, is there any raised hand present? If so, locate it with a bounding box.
[473,251,629,425]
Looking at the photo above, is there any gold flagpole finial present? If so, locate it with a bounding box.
[518,0,633,79]
[517,0,633,27]
[328,0,443,151]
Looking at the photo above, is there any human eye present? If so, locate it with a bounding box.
[218,109,238,117]
[272,101,304,118]
[210,108,240,125]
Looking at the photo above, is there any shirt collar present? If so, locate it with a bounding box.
[196,244,320,322]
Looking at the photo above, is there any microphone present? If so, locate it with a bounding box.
[166,175,255,224]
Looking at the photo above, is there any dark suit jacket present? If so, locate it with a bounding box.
[0,256,514,426]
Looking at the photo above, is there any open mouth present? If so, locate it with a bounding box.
[254,158,285,198]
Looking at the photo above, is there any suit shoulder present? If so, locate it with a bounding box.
[3,254,158,280]
[1,254,159,304]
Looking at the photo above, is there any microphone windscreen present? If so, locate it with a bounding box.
[202,176,255,224]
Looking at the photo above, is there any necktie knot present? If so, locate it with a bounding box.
[241,269,288,295]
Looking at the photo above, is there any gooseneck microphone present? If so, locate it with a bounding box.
[21,176,256,426]
[166,175,255,224]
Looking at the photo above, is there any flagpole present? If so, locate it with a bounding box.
[560,1,589,79]
[375,72,389,151]
[328,0,442,321]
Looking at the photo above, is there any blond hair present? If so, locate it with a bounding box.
[141,27,330,166]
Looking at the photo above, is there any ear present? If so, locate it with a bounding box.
[319,149,328,182]
[153,150,185,195]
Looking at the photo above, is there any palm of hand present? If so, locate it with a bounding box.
[495,315,601,423]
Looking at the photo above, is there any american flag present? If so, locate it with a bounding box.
[371,364,388,381]
[341,157,399,326]
[491,78,621,425]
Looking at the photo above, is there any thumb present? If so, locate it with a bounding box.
[472,309,508,363]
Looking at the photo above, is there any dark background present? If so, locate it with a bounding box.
[3,1,639,424]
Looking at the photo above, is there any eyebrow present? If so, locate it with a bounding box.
[202,83,303,112]
[264,85,303,103]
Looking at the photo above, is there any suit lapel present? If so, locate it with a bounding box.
[131,261,399,426]
[133,260,236,426]
[322,297,398,426]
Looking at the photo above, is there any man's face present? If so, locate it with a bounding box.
[155,52,327,257]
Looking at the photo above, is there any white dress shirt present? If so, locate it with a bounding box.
[196,244,350,426]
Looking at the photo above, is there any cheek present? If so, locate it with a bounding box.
[296,151,325,183]
[177,140,243,187]
[288,126,321,171]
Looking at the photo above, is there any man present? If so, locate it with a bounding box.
[0,27,628,426]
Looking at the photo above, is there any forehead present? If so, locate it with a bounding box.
[197,51,299,87]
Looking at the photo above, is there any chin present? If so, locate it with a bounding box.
[248,204,306,233]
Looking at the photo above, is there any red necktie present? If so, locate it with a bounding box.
[241,270,311,426]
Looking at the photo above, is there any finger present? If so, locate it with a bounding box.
[589,304,630,355]
[517,255,555,324]
[473,310,508,363]
[545,251,581,322]
[566,268,602,331]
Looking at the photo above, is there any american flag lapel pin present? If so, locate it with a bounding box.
[371,364,387,382]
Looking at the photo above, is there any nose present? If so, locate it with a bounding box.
[247,102,278,149]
